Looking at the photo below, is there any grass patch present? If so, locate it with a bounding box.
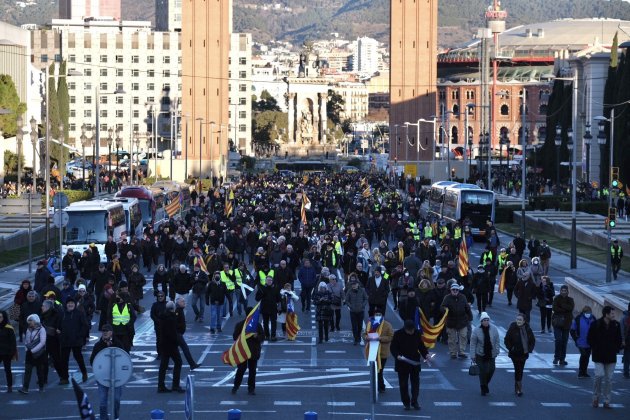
[496,223,630,273]
[0,240,58,269]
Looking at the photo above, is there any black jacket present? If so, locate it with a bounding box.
[0,317,16,357]
[398,295,419,323]
[504,322,536,359]
[159,311,180,353]
[390,328,429,372]
[150,300,167,327]
[172,271,192,295]
[153,269,170,296]
[440,293,472,330]
[206,280,228,305]
[59,308,88,348]
[232,319,265,360]
[587,318,623,364]
[255,284,281,315]
[89,336,124,365]
[366,276,390,306]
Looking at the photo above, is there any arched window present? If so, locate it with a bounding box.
[452,104,459,115]
[500,104,509,116]
[539,104,548,114]
[451,126,458,144]
[451,90,459,100]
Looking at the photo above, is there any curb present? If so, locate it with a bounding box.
[0,254,46,274]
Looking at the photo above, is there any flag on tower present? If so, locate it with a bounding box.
[222,303,261,367]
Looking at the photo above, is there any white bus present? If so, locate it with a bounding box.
[441,184,495,237]
[427,181,459,216]
[62,200,126,263]
[104,197,144,240]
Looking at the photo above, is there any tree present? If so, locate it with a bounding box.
[47,63,61,139]
[0,74,27,137]
[252,110,288,148]
[3,150,24,176]
[57,60,71,176]
[252,90,281,112]
[540,73,572,184]
[327,89,345,125]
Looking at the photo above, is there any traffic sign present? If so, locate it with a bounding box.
[93,347,133,388]
[185,374,195,420]
[53,192,69,209]
[53,210,69,228]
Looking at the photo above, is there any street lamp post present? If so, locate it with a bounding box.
[29,117,38,274]
[595,111,615,283]
[583,123,592,183]
[80,124,89,186]
[567,127,577,268]
[58,124,65,190]
[132,132,140,185]
[196,118,204,179]
[499,133,506,193]
[467,132,473,182]
[107,127,113,193]
[554,124,562,194]
[15,116,23,194]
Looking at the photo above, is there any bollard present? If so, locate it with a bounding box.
[150,409,165,419]
[227,409,242,420]
[304,412,318,420]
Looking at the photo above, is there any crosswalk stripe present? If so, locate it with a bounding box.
[434,402,462,406]
[274,401,302,406]
[541,403,572,407]
[327,402,355,406]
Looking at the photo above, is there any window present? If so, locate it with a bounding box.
[132,83,139,91]
[239,71,246,78]
[84,69,92,77]
[116,83,123,92]
[163,56,170,64]
[133,124,139,132]
[239,84,247,92]
[70,96,76,104]
[132,69,139,77]
[100,124,107,132]
[162,83,170,91]
[100,55,107,63]
[84,96,92,104]
[133,96,140,105]
[115,55,123,63]
[100,110,108,118]
[100,83,108,91]
[452,104,459,115]
[68,82,76,90]
[451,90,459,100]
[147,56,154,64]
[70,110,76,118]
[439,90,446,100]
[239,111,246,119]
[116,69,123,77]
[84,110,92,118]
[148,70,155,77]
[41,54,48,63]
[131,55,139,64]
[69,123,76,131]
[500,104,509,116]
[84,83,92,91]
[146,96,155,103]
[239,97,246,105]
[239,124,246,132]
[100,69,108,77]
[239,57,246,65]
[133,110,140,118]
[466,90,475,100]
[539,104,548,114]
[147,83,155,90]
[163,70,170,77]
[116,110,123,118]
[54,54,62,62]
[100,96,108,105]
[68,54,76,63]
[116,96,123,105]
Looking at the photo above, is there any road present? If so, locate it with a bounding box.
[0,240,627,420]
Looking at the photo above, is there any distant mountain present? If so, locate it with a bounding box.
[2,0,630,48]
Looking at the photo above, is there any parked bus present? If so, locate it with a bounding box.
[104,197,144,240]
[62,200,126,263]
[441,184,495,237]
[153,181,192,214]
[427,181,459,216]
[116,186,166,228]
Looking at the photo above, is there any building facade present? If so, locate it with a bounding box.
[229,32,252,157]
[181,0,230,178]
[353,36,379,76]
[59,0,122,20]
[333,82,369,122]
[51,18,181,151]
[389,0,438,174]
[155,0,183,32]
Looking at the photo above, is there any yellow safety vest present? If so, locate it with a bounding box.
[112,304,130,326]
[454,227,462,240]
[234,269,243,287]
[220,271,236,291]
[259,269,274,286]
[335,241,342,256]
[482,251,493,265]
[423,225,433,239]
[439,226,448,240]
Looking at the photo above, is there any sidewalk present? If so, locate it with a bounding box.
[496,229,630,305]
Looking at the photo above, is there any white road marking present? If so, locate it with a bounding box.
[380,402,404,406]
[326,368,350,372]
[489,402,516,407]
[434,402,462,406]
[255,372,365,385]
[284,350,305,353]
[541,403,572,407]
[324,350,346,354]
[551,369,576,373]
[327,401,355,407]
[220,401,249,405]
[274,401,302,406]
[213,371,236,387]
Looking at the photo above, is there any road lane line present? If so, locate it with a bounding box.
[489,402,516,407]
[213,370,236,387]
[541,403,572,407]
[327,402,355,406]
[274,401,302,406]
[434,402,462,406]
[220,401,249,405]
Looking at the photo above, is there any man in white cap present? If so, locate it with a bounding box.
[440,282,473,359]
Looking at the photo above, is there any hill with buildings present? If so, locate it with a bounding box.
[2,0,630,48]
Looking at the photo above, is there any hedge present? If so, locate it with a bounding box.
[558,201,608,216]
[495,205,520,223]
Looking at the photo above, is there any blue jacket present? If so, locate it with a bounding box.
[298,266,317,289]
[570,313,595,349]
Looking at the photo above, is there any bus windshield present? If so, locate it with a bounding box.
[137,199,152,224]
[64,211,108,244]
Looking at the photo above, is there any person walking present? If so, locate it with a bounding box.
[472,265,489,313]
[297,259,317,312]
[327,275,344,332]
[190,264,209,322]
[514,270,537,323]
[610,239,623,280]
[440,283,473,359]
[150,292,167,359]
[537,276,555,333]
[175,297,201,370]
[389,319,430,410]
[366,266,390,316]
[551,285,575,366]
[255,276,281,341]
[107,292,136,353]
[231,307,265,395]
[313,282,333,344]
[470,312,500,396]
[588,305,623,408]
[0,310,17,393]
[206,273,227,334]
[345,279,368,345]
[18,314,47,394]
[570,305,595,378]
[362,307,393,393]
[58,297,89,385]
[90,325,124,420]
[157,301,184,393]
[504,313,535,396]
[622,302,630,378]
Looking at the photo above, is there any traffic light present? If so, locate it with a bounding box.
[611,167,620,189]
[609,207,617,228]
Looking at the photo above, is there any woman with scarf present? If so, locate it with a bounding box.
[504,313,536,396]
[312,282,333,344]
[470,312,500,396]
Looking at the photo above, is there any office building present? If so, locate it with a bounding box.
[155,0,182,32]
[59,0,122,20]
[229,33,252,156]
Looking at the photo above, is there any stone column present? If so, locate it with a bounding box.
[287,93,296,143]
[319,92,327,144]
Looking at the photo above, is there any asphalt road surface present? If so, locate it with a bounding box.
[1,241,628,420]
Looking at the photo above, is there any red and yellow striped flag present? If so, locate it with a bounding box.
[224,190,233,217]
[285,299,300,341]
[498,267,508,294]
[193,256,209,275]
[165,194,181,217]
[458,237,469,277]
[419,308,449,349]
[222,303,261,367]
[301,192,311,225]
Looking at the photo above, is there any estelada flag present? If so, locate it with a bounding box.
[458,237,469,277]
[224,192,233,217]
[419,308,449,349]
[165,193,181,217]
[360,177,368,188]
[498,267,508,294]
[362,185,373,198]
[364,317,384,370]
[194,256,209,275]
[222,303,261,366]
[285,298,300,341]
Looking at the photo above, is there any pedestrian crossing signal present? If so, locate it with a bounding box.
[611,167,620,188]
[608,207,617,228]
